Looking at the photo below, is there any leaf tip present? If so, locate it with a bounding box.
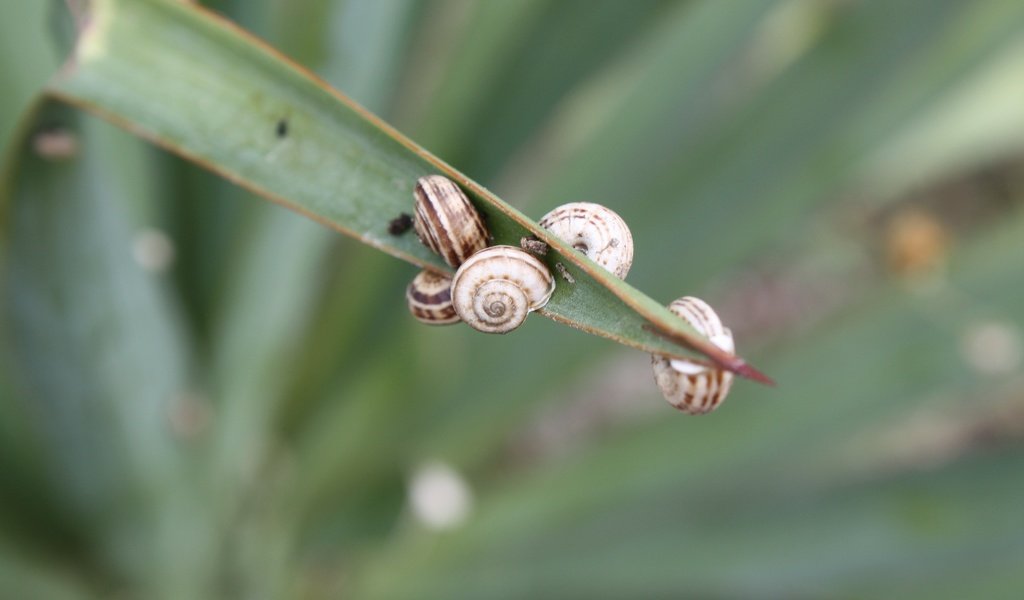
[729,360,776,386]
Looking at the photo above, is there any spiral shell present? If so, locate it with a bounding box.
[651,296,735,414]
[451,246,555,334]
[413,175,489,268]
[538,202,633,279]
[406,270,460,325]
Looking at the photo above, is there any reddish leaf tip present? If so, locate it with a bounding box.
[729,360,776,386]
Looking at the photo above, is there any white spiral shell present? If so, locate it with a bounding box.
[413,175,490,268]
[451,246,555,334]
[538,202,633,279]
[651,296,735,414]
[406,270,459,325]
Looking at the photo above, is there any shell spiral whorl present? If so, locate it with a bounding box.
[406,270,460,325]
[413,175,489,268]
[651,296,735,414]
[451,246,555,334]
[538,202,633,279]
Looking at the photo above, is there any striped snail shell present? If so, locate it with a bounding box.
[406,270,460,325]
[451,246,555,334]
[538,202,633,279]
[413,175,489,268]
[651,296,735,414]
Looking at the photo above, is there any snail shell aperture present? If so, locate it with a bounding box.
[651,296,735,414]
[538,202,633,279]
[406,270,460,325]
[451,246,555,334]
[413,175,489,268]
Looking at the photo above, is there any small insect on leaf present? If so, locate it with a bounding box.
[388,212,413,236]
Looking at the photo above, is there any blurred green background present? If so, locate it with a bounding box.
[3,0,1024,598]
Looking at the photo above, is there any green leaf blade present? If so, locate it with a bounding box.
[49,0,767,377]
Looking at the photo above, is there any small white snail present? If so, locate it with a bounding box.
[451,246,555,334]
[413,175,489,268]
[538,202,633,279]
[406,270,460,325]
[651,296,735,414]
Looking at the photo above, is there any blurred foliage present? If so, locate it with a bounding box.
[2,0,1024,598]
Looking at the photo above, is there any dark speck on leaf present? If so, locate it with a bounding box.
[276,119,288,138]
[389,213,414,235]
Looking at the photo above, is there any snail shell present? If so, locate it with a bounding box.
[406,270,460,325]
[538,202,633,279]
[651,296,735,414]
[451,246,555,334]
[413,175,489,268]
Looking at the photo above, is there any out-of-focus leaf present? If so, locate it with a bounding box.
[0,544,95,600]
[0,0,61,152]
[401,0,675,183]
[355,450,1024,599]
[513,0,1024,297]
[396,0,549,153]
[0,101,215,597]
[320,0,420,111]
[855,36,1024,202]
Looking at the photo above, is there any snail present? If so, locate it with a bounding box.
[451,246,555,334]
[651,296,735,414]
[538,202,633,279]
[413,174,489,268]
[406,270,460,325]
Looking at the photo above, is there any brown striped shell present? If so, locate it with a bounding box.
[406,270,460,325]
[413,175,489,268]
[651,296,735,414]
[538,202,633,279]
[451,246,555,334]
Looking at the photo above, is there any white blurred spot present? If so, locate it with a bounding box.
[132,228,175,272]
[961,321,1023,375]
[408,461,473,530]
[32,128,79,160]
